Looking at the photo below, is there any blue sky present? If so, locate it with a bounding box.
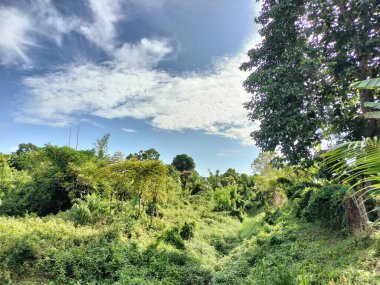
[0,0,261,175]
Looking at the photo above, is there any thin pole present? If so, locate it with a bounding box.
[76,126,80,150]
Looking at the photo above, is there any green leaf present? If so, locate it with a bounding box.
[364,112,380,119]
[364,102,380,109]
[351,78,380,90]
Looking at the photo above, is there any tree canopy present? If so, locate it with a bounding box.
[126,148,160,161]
[241,0,380,164]
[171,154,196,172]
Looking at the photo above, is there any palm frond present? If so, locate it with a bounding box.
[351,77,380,89]
[364,112,380,119]
[322,137,380,196]
[364,102,380,109]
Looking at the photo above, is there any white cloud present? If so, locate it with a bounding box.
[18,38,258,145]
[5,0,260,145]
[0,0,81,65]
[30,0,80,46]
[0,7,34,64]
[79,0,123,51]
[0,0,123,66]
[121,128,137,133]
[114,38,172,68]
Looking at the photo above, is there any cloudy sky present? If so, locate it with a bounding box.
[0,0,261,175]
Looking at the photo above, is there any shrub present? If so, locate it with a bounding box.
[211,235,241,255]
[287,180,320,199]
[302,184,350,234]
[230,209,244,222]
[294,187,318,218]
[213,186,238,211]
[180,222,195,240]
[161,228,185,250]
[69,194,110,225]
[264,207,283,225]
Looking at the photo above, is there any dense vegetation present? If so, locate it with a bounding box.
[0,141,379,284]
[241,0,380,164]
[1,1,380,284]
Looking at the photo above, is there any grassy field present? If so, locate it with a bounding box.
[1,194,378,285]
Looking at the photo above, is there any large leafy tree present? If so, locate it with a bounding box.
[172,154,196,172]
[323,78,380,232]
[241,0,380,164]
[107,159,167,218]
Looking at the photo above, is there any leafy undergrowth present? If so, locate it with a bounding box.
[0,201,379,284]
[213,209,380,284]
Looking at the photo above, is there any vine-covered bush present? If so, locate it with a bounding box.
[301,184,350,234]
[293,186,319,218]
[213,186,238,211]
[68,194,110,225]
[161,227,185,250]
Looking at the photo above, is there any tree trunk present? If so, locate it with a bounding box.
[346,189,369,234]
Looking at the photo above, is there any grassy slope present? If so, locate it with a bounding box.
[0,195,379,284]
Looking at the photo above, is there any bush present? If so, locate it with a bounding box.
[68,194,110,225]
[43,229,124,284]
[213,186,238,211]
[287,180,320,199]
[302,184,350,234]
[264,207,283,225]
[230,209,244,222]
[161,228,185,250]
[180,222,195,240]
[294,187,318,218]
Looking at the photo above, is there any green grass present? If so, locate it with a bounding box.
[0,199,379,284]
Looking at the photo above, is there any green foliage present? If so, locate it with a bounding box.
[126,148,160,161]
[69,194,110,225]
[301,184,350,234]
[213,186,238,212]
[180,171,209,194]
[264,207,283,225]
[9,143,39,171]
[251,151,278,175]
[172,154,196,172]
[241,0,380,163]
[0,139,378,284]
[180,222,195,240]
[161,227,186,250]
[94,133,110,159]
[207,170,222,190]
[293,186,318,218]
[0,154,31,200]
[1,145,97,216]
[323,137,380,216]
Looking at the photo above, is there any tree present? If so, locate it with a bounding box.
[323,137,377,233]
[94,133,110,159]
[207,170,221,190]
[108,159,167,219]
[171,154,195,172]
[251,152,278,175]
[241,0,380,164]
[9,143,39,171]
[222,168,239,181]
[15,143,39,155]
[126,148,160,161]
[323,78,380,233]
